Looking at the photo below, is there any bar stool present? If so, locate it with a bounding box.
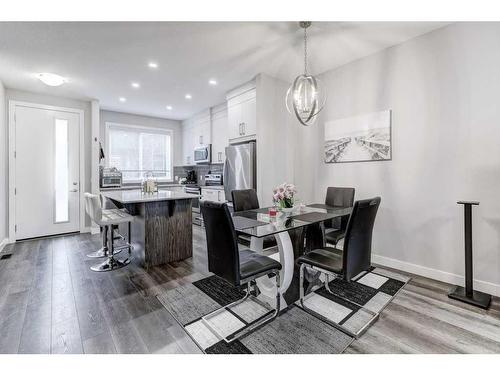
[84,193,133,272]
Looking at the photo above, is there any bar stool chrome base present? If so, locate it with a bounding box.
[91,256,131,272]
[86,247,122,258]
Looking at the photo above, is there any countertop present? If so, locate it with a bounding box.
[102,189,199,204]
[200,185,224,190]
[100,184,185,191]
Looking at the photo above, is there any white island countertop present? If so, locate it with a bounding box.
[102,189,199,204]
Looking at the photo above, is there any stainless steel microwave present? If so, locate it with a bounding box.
[194,144,211,164]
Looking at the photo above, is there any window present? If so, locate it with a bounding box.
[106,123,173,182]
[54,118,69,223]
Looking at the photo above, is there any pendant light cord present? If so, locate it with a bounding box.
[304,26,308,76]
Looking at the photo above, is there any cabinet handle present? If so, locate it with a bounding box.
[199,135,203,144]
[238,123,242,136]
[241,122,245,135]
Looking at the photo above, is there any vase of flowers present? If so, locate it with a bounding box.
[273,183,297,212]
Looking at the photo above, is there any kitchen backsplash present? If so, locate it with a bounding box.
[173,164,224,185]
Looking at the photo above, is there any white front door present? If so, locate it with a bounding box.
[14,105,81,240]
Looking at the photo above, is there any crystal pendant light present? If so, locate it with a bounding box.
[286,21,326,126]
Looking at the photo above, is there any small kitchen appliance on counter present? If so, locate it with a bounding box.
[204,173,223,186]
[100,167,122,188]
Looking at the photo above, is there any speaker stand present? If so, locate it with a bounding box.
[448,201,491,309]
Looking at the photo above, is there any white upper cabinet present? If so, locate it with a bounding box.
[181,109,211,165]
[211,104,228,164]
[181,123,194,165]
[193,119,211,146]
[227,83,257,142]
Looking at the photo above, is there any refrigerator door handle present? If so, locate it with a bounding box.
[223,158,230,200]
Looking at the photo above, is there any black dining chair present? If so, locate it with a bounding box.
[324,187,355,247]
[232,189,277,249]
[200,200,282,342]
[297,197,381,337]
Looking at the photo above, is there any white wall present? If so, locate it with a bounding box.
[299,22,500,295]
[256,73,296,206]
[99,110,182,167]
[0,80,7,248]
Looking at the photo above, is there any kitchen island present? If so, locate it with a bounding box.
[101,189,198,267]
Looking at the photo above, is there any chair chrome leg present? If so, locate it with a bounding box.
[128,221,132,255]
[201,270,281,343]
[298,263,379,339]
[299,263,305,305]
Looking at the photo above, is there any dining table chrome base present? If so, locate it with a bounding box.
[252,232,294,310]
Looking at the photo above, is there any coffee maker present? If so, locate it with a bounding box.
[185,170,197,184]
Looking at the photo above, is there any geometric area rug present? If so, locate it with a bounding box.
[156,267,409,354]
[299,267,411,337]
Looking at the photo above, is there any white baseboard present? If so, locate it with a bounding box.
[0,238,9,253]
[372,253,500,298]
[81,226,100,235]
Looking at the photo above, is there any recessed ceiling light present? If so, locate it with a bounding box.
[131,82,140,88]
[208,79,217,86]
[185,94,192,100]
[119,97,127,102]
[148,62,158,69]
[166,105,173,110]
[37,72,67,87]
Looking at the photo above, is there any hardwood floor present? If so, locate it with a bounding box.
[0,225,499,354]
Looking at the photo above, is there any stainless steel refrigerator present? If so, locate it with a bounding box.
[223,142,256,202]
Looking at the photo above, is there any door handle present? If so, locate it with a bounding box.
[69,189,78,193]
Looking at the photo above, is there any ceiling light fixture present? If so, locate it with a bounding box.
[208,79,217,86]
[286,21,326,126]
[166,105,173,110]
[185,94,192,100]
[148,62,158,69]
[131,82,140,88]
[37,72,67,87]
[119,97,127,102]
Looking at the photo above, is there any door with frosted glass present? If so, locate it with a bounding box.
[14,105,80,239]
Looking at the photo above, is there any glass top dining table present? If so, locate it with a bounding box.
[232,203,353,238]
[231,203,352,308]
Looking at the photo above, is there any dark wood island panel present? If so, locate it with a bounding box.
[102,190,197,268]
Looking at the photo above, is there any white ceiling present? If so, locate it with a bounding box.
[0,22,448,120]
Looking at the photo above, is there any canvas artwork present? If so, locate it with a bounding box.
[324,110,392,163]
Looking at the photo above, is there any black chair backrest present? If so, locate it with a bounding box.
[325,187,355,207]
[232,189,260,212]
[325,187,355,230]
[342,197,381,282]
[200,201,241,286]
